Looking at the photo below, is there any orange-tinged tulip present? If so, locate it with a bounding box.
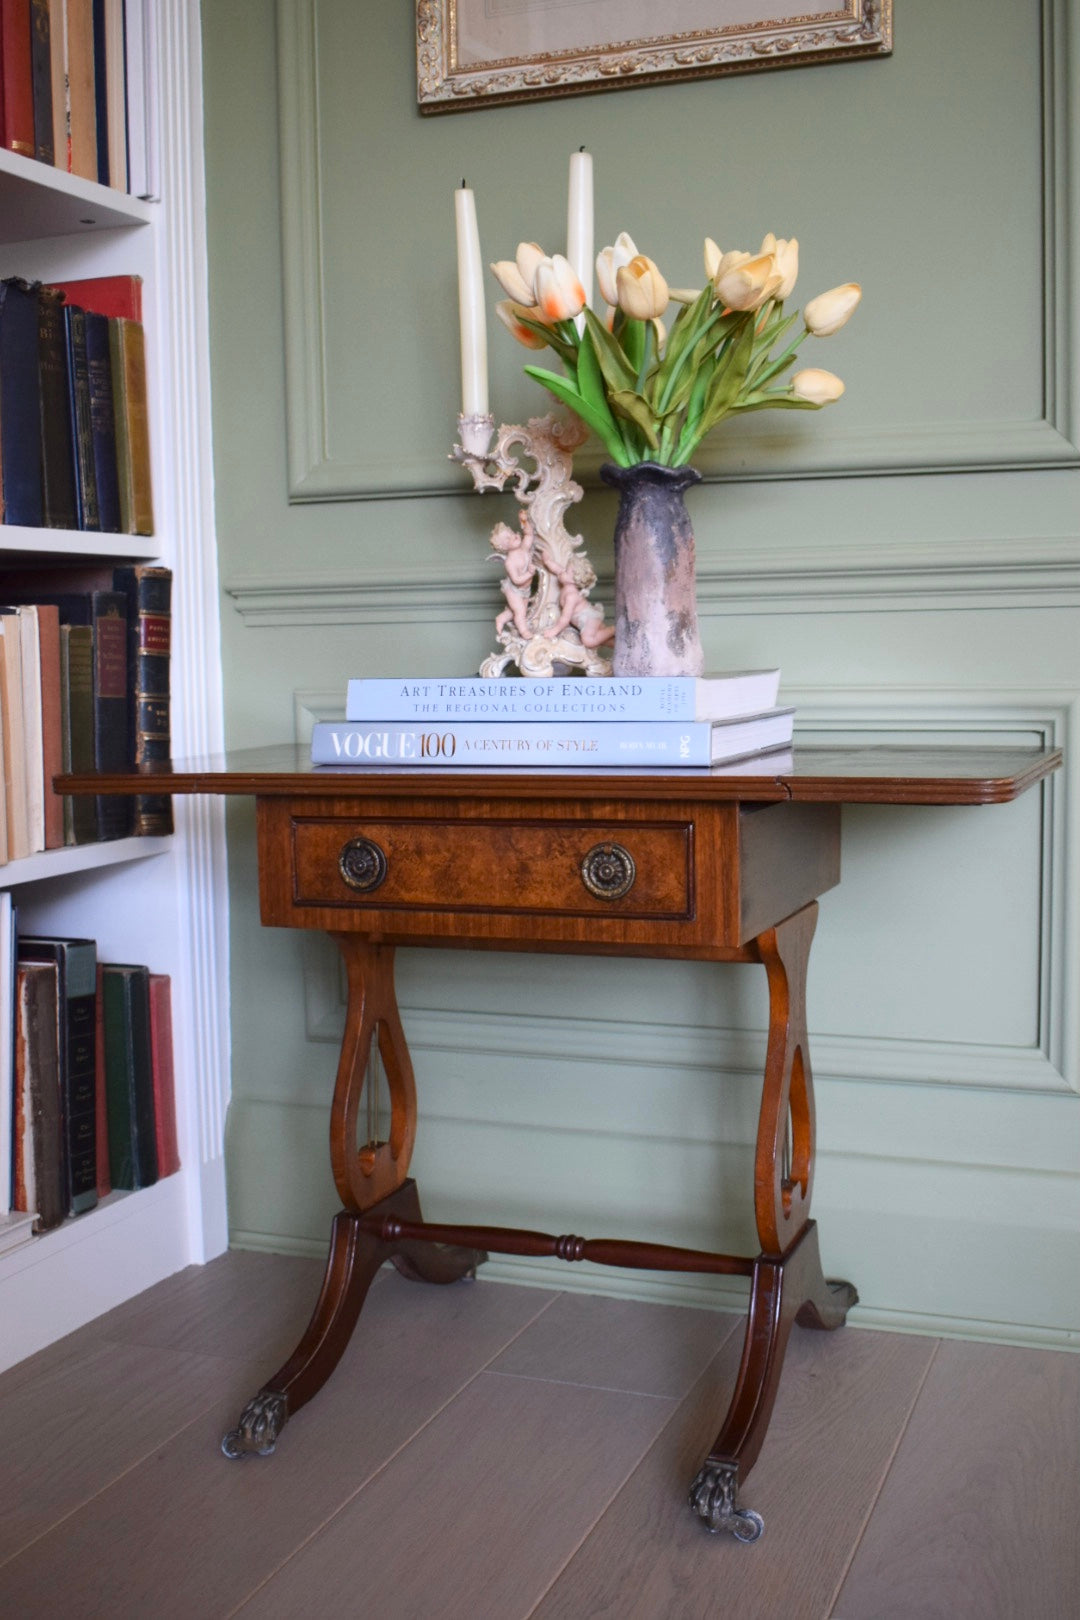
[804,282,862,336]
[494,300,548,349]
[791,367,845,404]
[595,232,638,307]
[615,254,669,321]
[534,254,586,321]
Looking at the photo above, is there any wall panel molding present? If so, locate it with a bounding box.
[225,533,1080,624]
[293,689,1077,1098]
[276,0,1080,501]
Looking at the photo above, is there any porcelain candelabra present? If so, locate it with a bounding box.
[453,412,614,679]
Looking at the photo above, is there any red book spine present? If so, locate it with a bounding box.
[49,275,144,323]
[1,0,35,157]
[148,973,179,1177]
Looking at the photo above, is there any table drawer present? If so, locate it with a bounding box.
[290,815,694,920]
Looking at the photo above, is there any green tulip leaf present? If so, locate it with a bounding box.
[621,317,647,374]
[581,308,636,395]
[522,365,632,464]
[609,389,660,451]
[512,313,578,367]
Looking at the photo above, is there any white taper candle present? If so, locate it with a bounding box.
[567,149,594,322]
[454,182,488,416]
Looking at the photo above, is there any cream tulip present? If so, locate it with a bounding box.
[713,250,782,312]
[704,237,723,282]
[490,259,535,305]
[615,254,669,321]
[595,232,639,308]
[803,282,862,336]
[791,367,845,404]
[494,300,549,349]
[761,233,799,300]
[534,254,586,322]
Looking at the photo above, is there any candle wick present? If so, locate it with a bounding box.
[579,145,586,153]
[461,177,467,187]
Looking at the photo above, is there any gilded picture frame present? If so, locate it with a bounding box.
[416,1,893,113]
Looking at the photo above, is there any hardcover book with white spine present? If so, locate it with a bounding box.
[345,670,781,724]
[312,708,795,768]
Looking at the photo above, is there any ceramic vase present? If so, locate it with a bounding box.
[600,460,705,677]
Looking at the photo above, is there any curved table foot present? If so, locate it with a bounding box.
[221,1180,484,1459]
[688,1221,857,1535]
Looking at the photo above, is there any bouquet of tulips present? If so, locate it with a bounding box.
[491,232,860,469]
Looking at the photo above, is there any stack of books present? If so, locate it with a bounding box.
[1,0,158,198]
[0,900,180,1256]
[311,670,794,769]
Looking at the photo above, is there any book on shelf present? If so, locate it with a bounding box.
[63,298,101,530]
[48,0,65,171]
[0,609,31,858]
[148,972,179,1178]
[113,564,172,834]
[311,709,797,769]
[93,960,109,1194]
[0,277,44,527]
[38,286,78,529]
[0,889,14,1213]
[101,960,156,1191]
[12,958,64,1232]
[346,670,783,724]
[50,273,143,323]
[19,935,98,1215]
[0,0,35,159]
[59,621,96,844]
[110,315,154,535]
[30,0,53,166]
[64,0,97,181]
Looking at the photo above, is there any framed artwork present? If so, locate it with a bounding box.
[417,1,892,113]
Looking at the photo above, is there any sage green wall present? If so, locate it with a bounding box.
[202,0,1080,1345]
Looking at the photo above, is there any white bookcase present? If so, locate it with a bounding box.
[0,0,230,1371]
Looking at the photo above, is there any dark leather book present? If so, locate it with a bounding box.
[93,962,110,1195]
[38,287,77,529]
[110,317,153,534]
[59,622,97,844]
[12,959,65,1232]
[19,936,98,1215]
[102,962,157,1190]
[0,0,35,158]
[113,564,172,834]
[91,0,107,184]
[0,278,44,527]
[30,0,52,163]
[148,973,179,1178]
[62,303,101,530]
[84,310,120,532]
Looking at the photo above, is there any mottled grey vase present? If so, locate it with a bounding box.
[601,461,705,677]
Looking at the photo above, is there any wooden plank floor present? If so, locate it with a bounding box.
[0,1251,1076,1619]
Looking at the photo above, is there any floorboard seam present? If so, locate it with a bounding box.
[520,1311,746,1620]
[485,1366,684,1401]
[0,1381,247,1575]
[825,1335,943,1620]
[220,1287,568,1619]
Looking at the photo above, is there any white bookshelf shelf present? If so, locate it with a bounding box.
[0,526,160,560]
[0,147,154,242]
[1,836,171,890]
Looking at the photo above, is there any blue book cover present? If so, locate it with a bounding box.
[0,280,44,528]
[345,671,781,724]
[85,312,122,533]
[312,711,794,769]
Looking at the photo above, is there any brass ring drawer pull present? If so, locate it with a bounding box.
[580,842,636,901]
[339,836,388,892]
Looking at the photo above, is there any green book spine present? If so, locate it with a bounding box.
[102,964,157,1191]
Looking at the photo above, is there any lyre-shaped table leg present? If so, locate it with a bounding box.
[689,905,858,1538]
[222,930,484,1459]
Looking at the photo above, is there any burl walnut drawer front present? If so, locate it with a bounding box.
[290,815,694,920]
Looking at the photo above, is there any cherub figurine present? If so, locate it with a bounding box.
[548,554,615,648]
[489,513,538,640]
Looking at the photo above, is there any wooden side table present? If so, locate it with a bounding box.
[62,743,1060,1541]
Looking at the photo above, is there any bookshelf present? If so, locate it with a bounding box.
[0,1,229,1371]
